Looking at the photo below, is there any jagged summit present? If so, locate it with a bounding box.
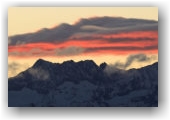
[33,59,99,68]
[36,58,48,63]
[77,60,98,67]
[99,62,107,70]
[62,60,75,64]
[32,58,53,68]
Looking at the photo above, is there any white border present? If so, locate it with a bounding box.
[1,0,170,120]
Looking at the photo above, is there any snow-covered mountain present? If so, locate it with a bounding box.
[8,59,158,107]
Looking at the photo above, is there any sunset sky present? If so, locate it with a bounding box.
[8,7,158,77]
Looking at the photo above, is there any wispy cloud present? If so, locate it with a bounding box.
[104,53,157,72]
[28,68,49,80]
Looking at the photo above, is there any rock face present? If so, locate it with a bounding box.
[8,59,158,107]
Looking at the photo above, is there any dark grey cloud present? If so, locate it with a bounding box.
[9,23,79,45]
[9,16,158,46]
[79,22,157,35]
[75,17,157,29]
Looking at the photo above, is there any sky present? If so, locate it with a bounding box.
[8,7,158,77]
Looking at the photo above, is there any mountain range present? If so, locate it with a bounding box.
[8,59,158,107]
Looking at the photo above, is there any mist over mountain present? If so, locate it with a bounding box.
[8,59,158,107]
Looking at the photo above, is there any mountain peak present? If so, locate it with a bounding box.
[99,62,107,70]
[32,59,53,68]
[62,60,75,64]
[77,60,97,66]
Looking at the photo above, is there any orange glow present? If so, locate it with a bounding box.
[8,31,158,57]
[8,39,157,52]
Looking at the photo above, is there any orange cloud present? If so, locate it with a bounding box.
[8,30,158,57]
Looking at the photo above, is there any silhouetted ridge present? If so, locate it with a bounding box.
[8,59,158,107]
[32,59,53,68]
[100,62,107,70]
[9,59,158,91]
[62,60,75,64]
[151,62,158,68]
[78,60,98,68]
